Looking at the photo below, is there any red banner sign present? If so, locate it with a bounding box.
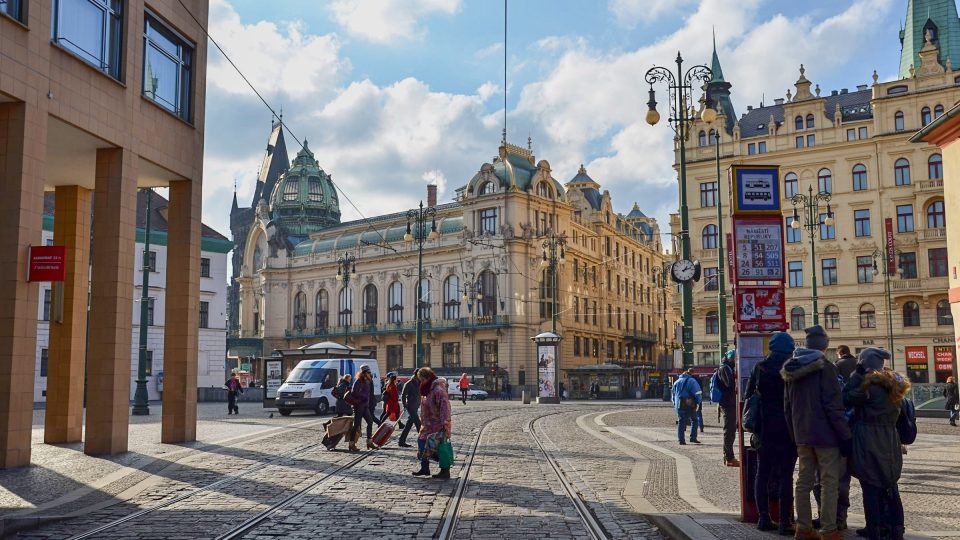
[27,246,66,282]
[885,218,896,275]
[934,346,955,372]
[905,346,928,365]
[734,284,787,332]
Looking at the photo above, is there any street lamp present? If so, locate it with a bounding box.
[132,188,154,416]
[405,201,438,369]
[790,185,834,325]
[335,252,356,343]
[871,247,902,358]
[461,274,483,368]
[709,123,729,356]
[540,233,566,334]
[645,52,715,368]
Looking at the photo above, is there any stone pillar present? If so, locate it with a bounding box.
[44,186,92,444]
[162,179,201,443]
[0,102,45,468]
[85,148,137,456]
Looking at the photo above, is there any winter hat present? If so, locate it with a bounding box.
[723,348,737,361]
[804,325,830,351]
[857,347,890,372]
[769,332,795,354]
[360,364,371,373]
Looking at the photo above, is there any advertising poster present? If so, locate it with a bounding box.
[905,346,929,383]
[730,165,781,214]
[266,360,282,399]
[537,345,556,398]
[734,285,787,332]
[934,346,956,382]
[733,216,784,281]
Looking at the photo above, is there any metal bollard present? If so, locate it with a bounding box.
[522,389,530,404]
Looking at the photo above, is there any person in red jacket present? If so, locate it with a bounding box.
[458,373,470,404]
[379,372,404,429]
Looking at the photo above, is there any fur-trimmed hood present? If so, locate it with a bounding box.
[862,369,911,403]
[780,348,826,382]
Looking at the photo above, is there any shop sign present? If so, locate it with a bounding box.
[730,165,781,214]
[27,246,66,282]
[885,218,896,275]
[934,346,955,372]
[734,284,787,332]
[905,346,928,365]
[537,345,557,399]
[733,216,784,281]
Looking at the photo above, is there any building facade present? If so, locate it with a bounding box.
[674,2,958,383]
[234,134,676,398]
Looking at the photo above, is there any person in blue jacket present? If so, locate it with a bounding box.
[672,367,702,445]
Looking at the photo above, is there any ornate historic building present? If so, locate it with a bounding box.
[675,0,958,383]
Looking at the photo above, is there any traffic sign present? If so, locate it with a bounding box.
[730,165,781,215]
[733,216,784,282]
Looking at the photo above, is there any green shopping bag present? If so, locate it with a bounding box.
[438,439,454,469]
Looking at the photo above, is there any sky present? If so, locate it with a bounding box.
[201,0,908,248]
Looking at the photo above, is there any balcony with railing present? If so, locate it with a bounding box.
[284,315,511,339]
[921,227,946,240]
[916,179,944,192]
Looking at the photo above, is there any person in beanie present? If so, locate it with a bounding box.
[844,347,909,540]
[745,332,798,535]
[781,325,852,540]
[671,368,702,445]
[717,348,739,466]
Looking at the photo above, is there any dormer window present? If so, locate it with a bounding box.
[308,178,323,202]
[806,114,815,129]
[537,182,551,199]
[795,116,803,130]
[479,181,496,195]
[283,178,299,201]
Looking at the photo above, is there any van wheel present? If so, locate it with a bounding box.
[315,398,329,416]
[278,409,292,416]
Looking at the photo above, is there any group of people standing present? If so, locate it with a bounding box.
[333,366,453,480]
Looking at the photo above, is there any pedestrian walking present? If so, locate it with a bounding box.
[379,372,404,429]
[591,380,600,399]
[781,325,852,540]
[347,365,376,452]
[413,367,452,479]
[333,373,353,417]
[744,332,798,535]
[672,368,701,445]
[398,369,422,448]
[225,373,243,415]
[712,349,739,466]
[844,347,909,540]
[458,373,470,404]
[944,376,959,427]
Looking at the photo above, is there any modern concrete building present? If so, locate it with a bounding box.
[674,1,958,382]
[0,0,209,466]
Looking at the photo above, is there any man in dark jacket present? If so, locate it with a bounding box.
[717,349,739,466]
[781,325,852,540]
[813,344,857,529]
[944,376,958,427]
[398,369,422,447]
[835,345,857,381]
[672,368,702,444]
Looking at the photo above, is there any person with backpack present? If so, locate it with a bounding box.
[843,347,910,540]
[944,376,958,427]
[712,349,739,467]
[333,373,353,416]
[781,325,852,540]
[672,368,702,445]
[225,373,244,415]
[744,332,797,535]
[398,369,422,448]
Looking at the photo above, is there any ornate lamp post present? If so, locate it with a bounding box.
[539,233,566,334]
[790,186,834,325]
[711,128,729,356]
[335,252,356,343]
[872,246,901,357]
[132,188,153,416]
[645,53,715,368]
[461,273,483,368]
[405,201,438,369]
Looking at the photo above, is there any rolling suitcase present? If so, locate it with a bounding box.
[371,419,396,448]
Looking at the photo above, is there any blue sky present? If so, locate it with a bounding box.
[202,0,908,244]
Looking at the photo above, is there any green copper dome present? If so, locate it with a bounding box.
[269,140,341,237]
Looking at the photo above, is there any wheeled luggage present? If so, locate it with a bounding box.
[371,419,396,448]
[321,416,356,450]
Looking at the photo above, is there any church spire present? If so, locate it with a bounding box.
[899,0,960,79]
[710,28,725,83]
[705,33,736,136]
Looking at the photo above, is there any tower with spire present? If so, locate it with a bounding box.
[899,0,960,79]
[705,31,737,136]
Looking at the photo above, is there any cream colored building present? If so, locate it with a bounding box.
[675,10,957,383]
[236,137,676,398]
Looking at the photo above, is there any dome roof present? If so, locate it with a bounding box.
[627,202,646,218]
[269,141,341,237]
[465,143,565,200]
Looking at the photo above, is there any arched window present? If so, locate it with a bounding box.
[784,172,799,198]
[479,182,496,195]
[818,168,833,194]
[338,287,353,327]
[362,284,378,325]
[790,307,806,331]
[705,311,719,334]
[443,275,460,320]
[859,303,876,329]
[894,158,911,185]
[806,114,815,129]
[928,153,943,179]
[283,179,299,201]
[315,290,329,329]
[702,224,718,249]
[477,270,498,317]
[293,291,307,330]
[937,300,952,325]
[308,178,322,202]
[852,163,868,191]
[824,305,840,329]
[927,200,946,228]
[388,281,403,323]
[935,104,945,118]
[540,267,555,319]
[698,130,707,146]
[921,106,932,126]
[537,182,551,198]
[903,301,920,327]
[708,129,717,145]
[795,115,804,130]
[417,278,431,321]
[894,110,905,132]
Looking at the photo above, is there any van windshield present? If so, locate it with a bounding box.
[286,367,337,389]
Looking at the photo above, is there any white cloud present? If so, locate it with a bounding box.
[475,42,504,59]
[329,0,461,44]
[609,0,697,26]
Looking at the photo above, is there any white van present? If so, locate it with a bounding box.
[274,343,381,416]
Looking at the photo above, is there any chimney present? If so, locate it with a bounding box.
[427,184,438,208]
[831,90,839,96]
[840,88,848,94]
[857,84,868,91]
[774,98,785,105]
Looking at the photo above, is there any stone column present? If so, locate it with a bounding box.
[162,179,201,443]
[85,147,137,456]
[0,102,45,468]
[44,186,92,444]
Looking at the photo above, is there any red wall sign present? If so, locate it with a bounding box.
[905,346,928,365]
[734,284,787,332]
[28,246,66,282]
[934,346,955,372]
[885,218,896,275]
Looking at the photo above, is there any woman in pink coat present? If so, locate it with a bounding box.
[414,367,452,479]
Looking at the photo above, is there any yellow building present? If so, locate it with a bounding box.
[674,9,957,383]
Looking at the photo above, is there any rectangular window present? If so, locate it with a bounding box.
[143,12,194,121]
[786,216,801,243]
[40,349,48,377]
[900,252,917,279]
[896,205,914,232]
[699,181,718,207]
[857,256,874,283]
[806,134,815,147]
[858,126,868,139]
[854,209,871,237]
[822,258,838,286]
[573,297,579,322]
[52,0,123,80]
[758,141,767,153]
[144,350,153,376]
[929,247,948,277]
[788,261,803,288]
[592,301,597,325]
[747,143,756,155]
[795,136,804,149]
[387,345,403,372]
[42,289,51,321]
[573,336,581,356]
[146,297,155,326]
[199,300,209,329]
[785,175,798,198]
[819,213,835,240]
[846,128,856,141]
[441,342,461,368]
[479,208,498,234]
[200,257,210,278]
[704,267,719,292]
[479,340,498,368]
[573,259,578,282]
[607,304,612,327]
[1,0,23,21]
[145,250,157,272]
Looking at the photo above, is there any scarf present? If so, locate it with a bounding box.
[419,373,437,397]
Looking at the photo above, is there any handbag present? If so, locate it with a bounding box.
[438,438,454,469]
[741,367,763,433]
[680,397,697,411]
[343,390,362,407]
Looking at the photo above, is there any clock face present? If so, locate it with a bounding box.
[672,259,696,282]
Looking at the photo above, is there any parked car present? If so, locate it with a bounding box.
[447,381,488,401]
